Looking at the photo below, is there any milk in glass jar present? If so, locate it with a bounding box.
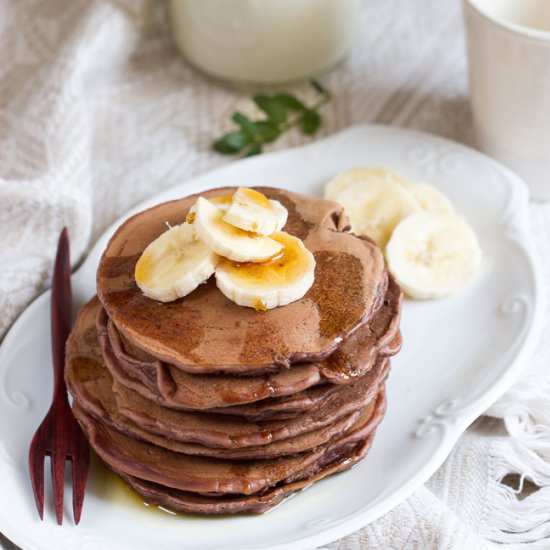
[169,0,362,84]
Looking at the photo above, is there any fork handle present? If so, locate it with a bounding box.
[51,228,72,404]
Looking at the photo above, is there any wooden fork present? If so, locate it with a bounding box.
[28,228,90,525]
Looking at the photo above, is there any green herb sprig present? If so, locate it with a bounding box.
[213,80,331,157]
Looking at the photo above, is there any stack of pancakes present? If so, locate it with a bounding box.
[65,187,402,514]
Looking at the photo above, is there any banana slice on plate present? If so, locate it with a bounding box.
[408,183,453,213]
[215,232,315,310]
[334,179,420,248]
[223,187,287,235]
[386,211,482,300]
[324,167,408,201]
[193,197,283,263]
[135,223,218,302]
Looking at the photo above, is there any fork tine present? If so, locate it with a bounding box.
[28,437,45,521]
[71,449,90,525]
[51,451,66,525]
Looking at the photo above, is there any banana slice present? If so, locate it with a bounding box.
[215,232,315,310]
[210,195,233,210]
[324,167,408,201]
[408,183,453,213]
[333,179,420,248]
[186,194,232,223]
[222,187,287,235]
[135,223,217,302]
[386,211,481,300]
[193,197,283,262]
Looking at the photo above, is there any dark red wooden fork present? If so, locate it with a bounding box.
[28,227,90,525]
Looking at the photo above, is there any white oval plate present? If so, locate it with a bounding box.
[0,126,544,550]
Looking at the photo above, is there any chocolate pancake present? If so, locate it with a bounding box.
[74,389,385,496]
[66,298,388,451]
[117,433,374,514]
[97,277,401,409]
[101,310,322,409]
[113,357,390,426]
[71,356,373,459]
[115,408,369,460]
[115,358,390,427]
[97,187,388,373]
[66,347,385,458]
[115,359,389,449]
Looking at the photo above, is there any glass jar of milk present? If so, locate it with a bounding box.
[169,0,362,84]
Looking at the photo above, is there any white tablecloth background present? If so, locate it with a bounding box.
[2,1,550,548]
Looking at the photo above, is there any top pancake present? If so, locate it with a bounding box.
[97,187,388,373]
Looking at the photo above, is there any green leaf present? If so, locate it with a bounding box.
[245,143,262,157]
[300,109,321,135]
[252,121,280,143]
[212,84,331,156]
[212,130,251,154]
[224,130,251,149]
[212,140,236,155]
[232,112,279,143]
[273,93,306,111]
[253,95,288,124]
[232,112,257,136]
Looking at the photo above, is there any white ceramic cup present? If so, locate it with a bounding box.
[463,0,550,200]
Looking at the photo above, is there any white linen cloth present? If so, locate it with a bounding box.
[2,1,550,548]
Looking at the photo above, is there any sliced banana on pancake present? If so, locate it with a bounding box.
[135,223,218,302]
[386,211,481,299]
[186,194,232,223]
[334,179,420,248]
[209,194,233,211]
[222,187,288,235]
[215,232,315,311]
[194,197,283,262]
